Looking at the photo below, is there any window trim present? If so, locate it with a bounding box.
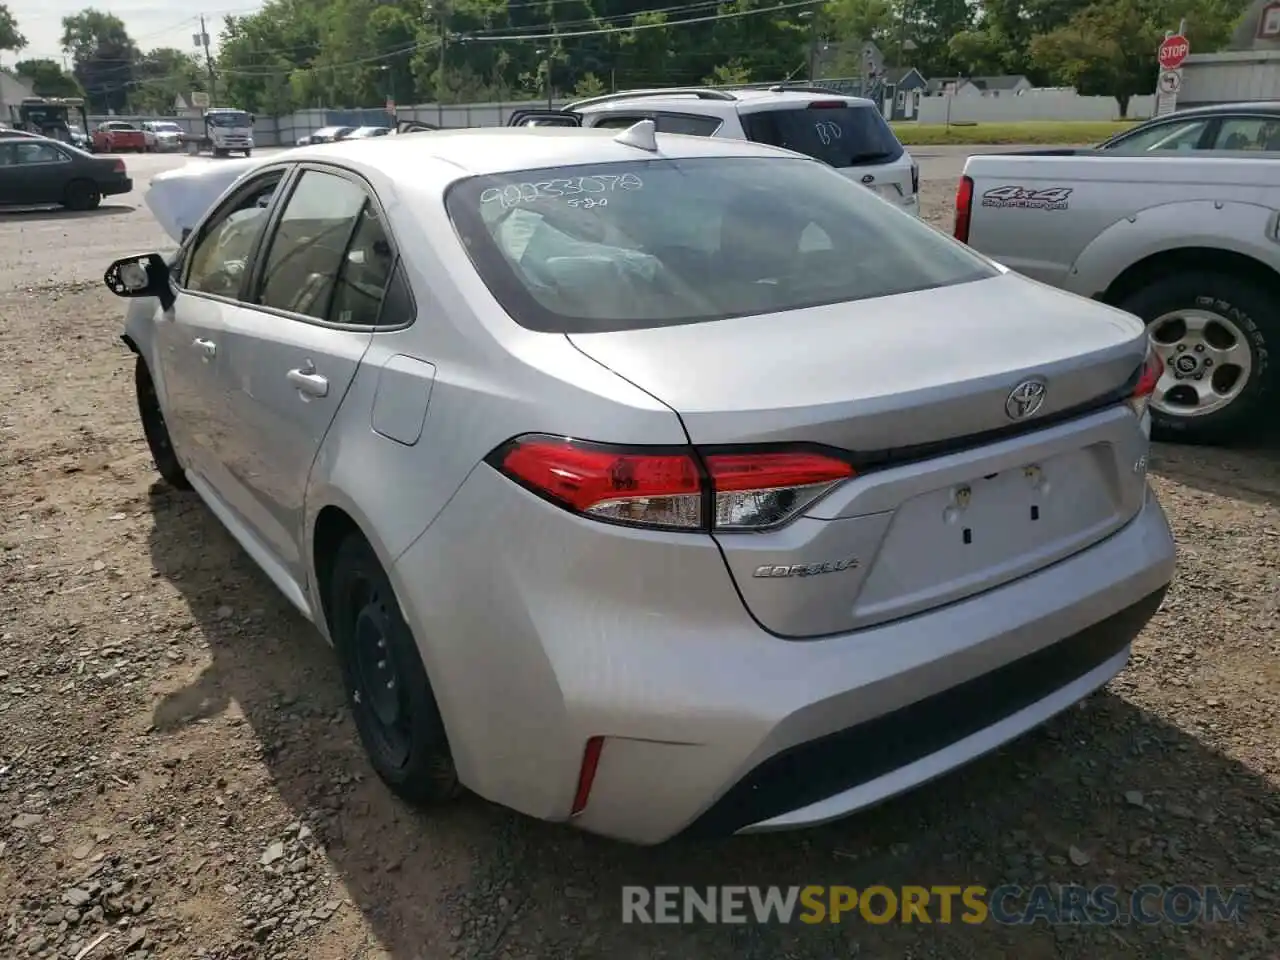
[243,161,415,332]
[176,164,296,304]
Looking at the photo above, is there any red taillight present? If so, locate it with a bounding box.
[807,100,847,109]
[954,175,974,243]
[490,436,855,532]
[570,736,604,817]
[112,159,126,174]
[1127,346,1163,417]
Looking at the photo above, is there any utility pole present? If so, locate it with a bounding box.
[197,14,217,103]
[807,13,818,82]
[430,1,448,128]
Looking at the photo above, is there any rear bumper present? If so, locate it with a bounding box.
[392,464,1175,845]
[101,178,133,197]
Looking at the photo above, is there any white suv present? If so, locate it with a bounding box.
[508,87,920,217]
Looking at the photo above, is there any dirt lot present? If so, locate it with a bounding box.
[1,158,1279,960]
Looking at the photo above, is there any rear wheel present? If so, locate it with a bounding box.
[1118,271,1275,444]
[328,534,460,805]
[135,358,190,489]
[63,179,101,211]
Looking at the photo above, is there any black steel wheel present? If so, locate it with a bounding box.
[328,534,460,804]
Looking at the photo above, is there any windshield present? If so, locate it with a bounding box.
[445,156,994,334]
[740,104,904,167]
[207,112,251,127]
[21,106,69,127]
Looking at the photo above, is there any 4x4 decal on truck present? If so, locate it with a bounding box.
[981,186,1073,210]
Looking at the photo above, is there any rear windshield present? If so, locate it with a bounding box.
[444,156,995,334]
[740,104,904,167]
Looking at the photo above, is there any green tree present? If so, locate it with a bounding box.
[14,58,82,97]
[61,9,137,113]
[1029,0,1159,114]
[0,3,25,52]
[131,47,204,114]
[573,71,607,97]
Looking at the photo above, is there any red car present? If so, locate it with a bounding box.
[92,121,147,153]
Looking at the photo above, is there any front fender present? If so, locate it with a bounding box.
[1065,200,1280,299]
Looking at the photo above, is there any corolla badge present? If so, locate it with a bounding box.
[1005,379,1047,421]
[753,557,860,578]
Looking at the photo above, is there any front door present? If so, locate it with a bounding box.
[0,141,70,204]
[160,168,289,484]
[211,166,391,584]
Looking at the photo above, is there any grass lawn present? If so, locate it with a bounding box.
[891,120,1139,146]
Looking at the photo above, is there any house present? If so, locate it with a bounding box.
[967,75,1034,96]
[927,77,982,97]
[879,66,928,119]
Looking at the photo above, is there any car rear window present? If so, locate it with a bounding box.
[444,156,995,334]
[740,104,904,167]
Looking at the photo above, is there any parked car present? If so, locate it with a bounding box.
[0,138,131,210]
[296,125,356,146]
[141,120,185,152]
[93,121,147,153]
[104,123,1174,845]
[346,125,391,138]
[955,149,1279,444]
[507,86,921,217]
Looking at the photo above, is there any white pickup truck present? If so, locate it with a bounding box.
[955,151,1280,444]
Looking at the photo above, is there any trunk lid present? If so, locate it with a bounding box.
[568,272,1152,637]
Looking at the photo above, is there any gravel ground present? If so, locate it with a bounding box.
[1,160,1278,960]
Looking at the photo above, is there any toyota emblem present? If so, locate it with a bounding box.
[1005,379,1047,420]
[861,174,875,184]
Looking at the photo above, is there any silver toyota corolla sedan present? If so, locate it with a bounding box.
[104,123,1176,845]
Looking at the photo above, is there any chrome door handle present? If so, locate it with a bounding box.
[192,337,216,359]
[287,364,329,398]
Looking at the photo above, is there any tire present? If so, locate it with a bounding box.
[1118,271,1275,444]
[213,148,228,158]
[63,179,101,212]
[328,534,460,805]
[243,150,252,157]
[135,358,191,490]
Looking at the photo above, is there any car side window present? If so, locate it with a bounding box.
[1213,117,1280,150]
[12,142,66,164]
[655,114,721,136]
[255,169,368,321]
[1104,119,1208,152]
[591,114,647,130]
[328,203,397,325]
[185,173,283,298]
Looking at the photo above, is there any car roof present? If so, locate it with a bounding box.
[283,125,804,181]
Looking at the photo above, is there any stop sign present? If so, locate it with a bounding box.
[1159,34,1190,70]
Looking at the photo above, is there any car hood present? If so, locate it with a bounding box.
[145,157,261,242]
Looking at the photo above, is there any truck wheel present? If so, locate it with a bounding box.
[213,148,228,158]
[63,179,101,211]
[243,149,252,157]
[1118,271,1275,444]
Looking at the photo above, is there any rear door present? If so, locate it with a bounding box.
[740,101,915,208]
[211,165,383,583]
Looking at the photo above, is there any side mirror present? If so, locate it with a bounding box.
[249,115,256,124]
[104,253,175,310]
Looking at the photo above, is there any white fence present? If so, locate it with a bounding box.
[914,93,1156,124]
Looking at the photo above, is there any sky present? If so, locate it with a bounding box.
[4,1,266,64]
